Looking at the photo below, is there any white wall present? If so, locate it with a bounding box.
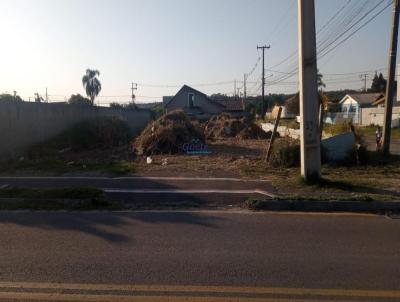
[360,107,400,127]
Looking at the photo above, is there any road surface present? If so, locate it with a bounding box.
[0,211,399,301]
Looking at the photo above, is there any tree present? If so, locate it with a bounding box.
[124,102,137,110]
[317,69,326,90]
[109,102,124,109]
[0,93,23,102]
[370,72,387,92]
[82,69,102,105]
[68,94,92,106]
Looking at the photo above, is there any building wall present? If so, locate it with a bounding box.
[166,87,224,115]
[360,106,400,127]
[341,97,360,113]
[0,101,152,158]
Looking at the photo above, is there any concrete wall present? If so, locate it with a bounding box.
[360,107,400,127]
[0,101,152,158]
[261,123,301,140]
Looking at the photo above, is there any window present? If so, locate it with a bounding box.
[188,93,195,108]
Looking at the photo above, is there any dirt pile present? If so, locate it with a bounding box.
[205,114,271,140]
[133,110,205,155]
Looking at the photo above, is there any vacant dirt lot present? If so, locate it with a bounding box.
[134,138,268,178]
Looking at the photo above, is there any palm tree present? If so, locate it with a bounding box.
[82,69,101,105]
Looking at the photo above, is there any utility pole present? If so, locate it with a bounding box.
[234,79,237,97]
[257,45,270,118]
[298,0,321,181]
[383,0,400,156]
[359,74,368,92]
[131,82,137,104]
[243,73,247,101]
[45,88,48,102]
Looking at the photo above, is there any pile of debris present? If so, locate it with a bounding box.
[133,110,205,155]
[205,114,271,140]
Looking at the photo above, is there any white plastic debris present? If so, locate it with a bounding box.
[146,157,153,164]
[162,158,168,166]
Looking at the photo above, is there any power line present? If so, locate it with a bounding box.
[266,0,388,85]
[267,0,391,87]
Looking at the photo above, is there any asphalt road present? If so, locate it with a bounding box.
[0,211,399,301]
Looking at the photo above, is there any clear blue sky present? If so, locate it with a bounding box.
[0,0,394,104]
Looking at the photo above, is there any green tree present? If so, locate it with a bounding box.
[370,72,387,92]
[109,102,124,109]
[0,93,23,102]
[124,102,137,110]
[82,69,102,105]
[68,94,92,106]
[317,69,326,90]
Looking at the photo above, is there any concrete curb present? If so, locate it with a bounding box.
[248,200,400,213]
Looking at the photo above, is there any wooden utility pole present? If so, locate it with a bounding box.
[257,45,270,118]
[383,0,400,156]
[243,73,247,101]
[266,106,282,162]
[298,0,321,181]
[131,82,137,103]
[359,74,368,92]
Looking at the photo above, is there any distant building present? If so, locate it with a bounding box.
[339,93,383,113]
[335,93,384,124]
[162,96,173,106]
[164,85,244,119]
[372,94,400,108]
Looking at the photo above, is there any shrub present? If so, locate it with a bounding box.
[68,94,93,106]
[323,123,352,136]
[269,139,300,168]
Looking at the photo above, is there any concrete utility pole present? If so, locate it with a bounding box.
[383,0,400,156]
[257,45,270,118]
[360,74,368,92]
[131,82,137,103]
[298,0,321,181]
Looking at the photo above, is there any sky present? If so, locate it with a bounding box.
[0,0,395,104]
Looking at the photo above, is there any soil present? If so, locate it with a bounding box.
[134,139,268,178]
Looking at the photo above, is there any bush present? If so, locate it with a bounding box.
[323,123,352,136]
[268,139,300,168]
[68,94,93,106]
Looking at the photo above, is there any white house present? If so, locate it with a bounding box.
[338,93,383,124]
